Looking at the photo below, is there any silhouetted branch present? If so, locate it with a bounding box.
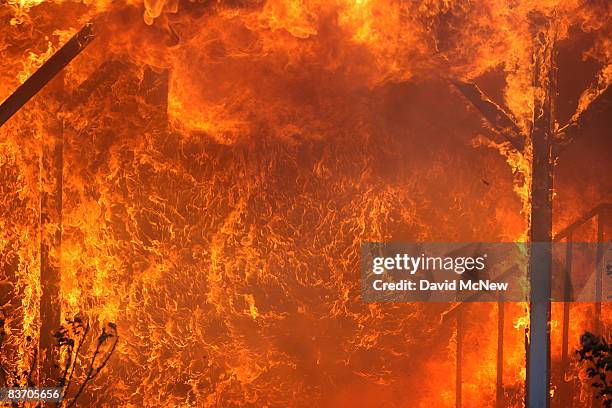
[54,316,90,406]
[64,322,118,408]
[64,320,89,396]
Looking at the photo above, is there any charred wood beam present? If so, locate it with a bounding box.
[68,61,169,115]
[555,85,611,155]
[0,23,94,128]
[68,60,130,108]
[527,29,556,408]
[139,65,169,128]
[39,75,65,386]
[140,65,169,111]
[452,80,526,152]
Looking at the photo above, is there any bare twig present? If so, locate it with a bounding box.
[62,320,90,402]
[65,324,118,408]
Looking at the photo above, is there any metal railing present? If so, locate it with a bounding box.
[442,203,611,407]
[554,203,611,407]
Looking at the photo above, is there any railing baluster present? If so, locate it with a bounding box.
[496,292,504,408]
[456,308,462,408]
[592,210,606,407]
[561,236,573,407]
[594,212,605,334]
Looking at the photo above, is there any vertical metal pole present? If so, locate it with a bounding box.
[496,292,505,408]
[456,308,462,408]
[594,213,604,334]
[592,212,605,407]
[560,237,573,407]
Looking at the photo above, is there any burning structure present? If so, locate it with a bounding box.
[0,0,610,407]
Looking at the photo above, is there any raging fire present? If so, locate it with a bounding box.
[0,0,610,407]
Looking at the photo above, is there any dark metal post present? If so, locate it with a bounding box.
[456,308,462,408]
[592,212,605,407]
[560,237,573,407]
[496,292,505,408]
[594,212,605,334]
